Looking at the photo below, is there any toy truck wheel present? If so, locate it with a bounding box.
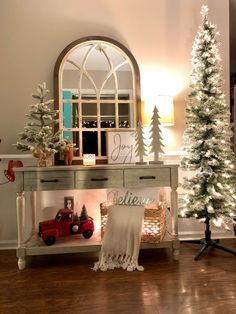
[83,229,93,239]
[70,224,79,235]
[44,236,56,246]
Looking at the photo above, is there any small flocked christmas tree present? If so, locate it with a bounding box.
[180,6,236,259]
[135,120,148,164]
[149,106,164,163]
[80,204,89,220]
[15,83,69,166]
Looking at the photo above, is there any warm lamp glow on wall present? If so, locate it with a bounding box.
[156,95,174,126]
[142,95,175,127]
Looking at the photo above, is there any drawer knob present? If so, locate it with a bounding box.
[139,176,156,180]
[91,178,108,182]
[40,179,59,183]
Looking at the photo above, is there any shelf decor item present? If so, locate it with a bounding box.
[14,82,70,167]
[64,196,74,210]
[100,201,166,244]
[38,207,94,246]
[149,106,164,164]
[64,140,78,165]
[107,131,137,164]
[80,204,89,220]
[83,154,96,166]
[180,5,236,260]
[135,120,148,164]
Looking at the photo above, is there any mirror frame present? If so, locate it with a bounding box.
[53,36,141,165]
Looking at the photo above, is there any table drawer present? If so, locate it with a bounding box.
[23,171,74,191]
[75,169,123,189]
[124,168,171,188]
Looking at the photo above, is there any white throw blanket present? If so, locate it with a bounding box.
[93,204,144,271]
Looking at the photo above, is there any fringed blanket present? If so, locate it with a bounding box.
[93,204,144,272]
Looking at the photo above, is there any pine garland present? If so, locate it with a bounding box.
[180,6,236,229]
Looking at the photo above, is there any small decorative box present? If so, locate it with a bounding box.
[83,154,96,166]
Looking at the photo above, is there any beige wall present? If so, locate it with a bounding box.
[0,0,229,153]
[0,0,230,244]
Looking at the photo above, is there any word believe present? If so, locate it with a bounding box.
[108,190,155,206]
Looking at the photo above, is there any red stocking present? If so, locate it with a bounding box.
[4,160,23,182]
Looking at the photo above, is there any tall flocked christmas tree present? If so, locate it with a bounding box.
[181,6,236,259]
[15,82,69,166]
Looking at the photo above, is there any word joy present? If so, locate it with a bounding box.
[110,133,135,163]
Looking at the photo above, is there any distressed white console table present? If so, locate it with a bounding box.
[15,164,179,269]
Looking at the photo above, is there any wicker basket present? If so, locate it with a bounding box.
[100,202,166,244]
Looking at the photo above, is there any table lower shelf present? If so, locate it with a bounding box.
[16,232,179,258]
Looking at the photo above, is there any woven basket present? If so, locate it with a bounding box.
[100,202,166,244]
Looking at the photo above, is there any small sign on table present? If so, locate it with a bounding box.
[83,154,96,166]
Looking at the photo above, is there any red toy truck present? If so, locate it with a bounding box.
[38,208,94,245]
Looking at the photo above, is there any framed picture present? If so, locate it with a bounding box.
[107,130,138,164]
[64,196,74,211]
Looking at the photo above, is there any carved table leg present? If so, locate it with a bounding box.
[31,191,37,235]
[27,191,40,245]
[170,186,178,237]
[16,192,26,270]
[171,186,180,260]
[24,191,39,246]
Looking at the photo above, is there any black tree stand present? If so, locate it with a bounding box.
[184,216,236,260]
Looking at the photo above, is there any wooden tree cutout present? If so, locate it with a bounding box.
[135,120,148,164]
[149,106,164,163]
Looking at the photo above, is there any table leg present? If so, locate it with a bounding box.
[170,186,180,260]
[16,192,26,270]
[24,191,39,246]
[170,186,178,238]
[18,256,26,270]
[30,191,38,239]
[173,239,180,261]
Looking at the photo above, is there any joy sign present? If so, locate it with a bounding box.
[107,131,138,164]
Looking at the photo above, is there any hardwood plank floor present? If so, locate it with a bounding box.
[0,239,236,314]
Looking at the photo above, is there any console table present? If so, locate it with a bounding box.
[15,164,179,269]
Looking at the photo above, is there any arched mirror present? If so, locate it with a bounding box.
[54,36,141,164]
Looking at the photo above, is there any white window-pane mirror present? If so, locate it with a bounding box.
[54,36,141,164]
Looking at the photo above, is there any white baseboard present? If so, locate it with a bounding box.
[0,240,17,250]
[179,231,235,241]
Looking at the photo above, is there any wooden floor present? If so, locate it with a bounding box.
[0,239,236,314]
